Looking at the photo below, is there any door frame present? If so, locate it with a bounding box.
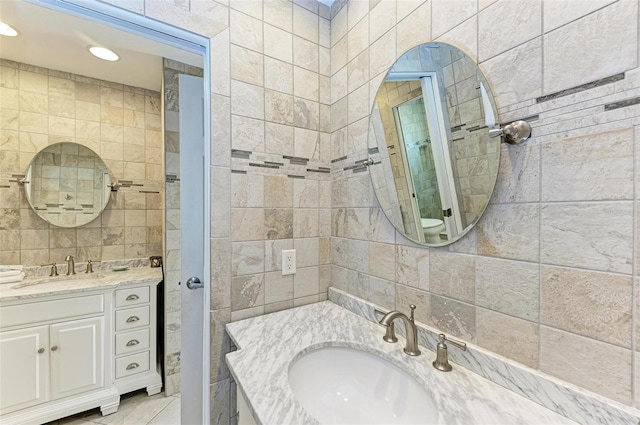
[391,103,425,243]
[419,74,463,240]
[26,0,212,421]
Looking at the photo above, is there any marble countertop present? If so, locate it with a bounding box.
[0,266,162,302]
[225,301,578,425]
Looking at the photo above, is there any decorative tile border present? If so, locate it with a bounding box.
[536,73,625,103]
[229,150,330,180]
[328,287,640,425]
[604,96,640,111]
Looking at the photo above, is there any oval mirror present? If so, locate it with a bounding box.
[24,142,112,228]
[368,42,500,246]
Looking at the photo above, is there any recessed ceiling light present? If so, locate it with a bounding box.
[0,22,19,37]
[88,46,119,62]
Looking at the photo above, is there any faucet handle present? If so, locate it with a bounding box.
[41,263,58,277]
[409,304,416,322]
[437,333,467,351]
[85,259,94,274]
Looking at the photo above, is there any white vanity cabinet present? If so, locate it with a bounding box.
[0,325,49,412]
[0,294,109,422]
[112,285,162,397]
[1,316,104,413]
[49,316,104,400]
[0,271,162,425]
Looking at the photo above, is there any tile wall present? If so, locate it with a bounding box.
[329,0,639,408]
[0,59,163,266]
[93,0,332,421]
[67,0,640,419]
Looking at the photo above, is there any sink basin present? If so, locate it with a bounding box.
[11,274,104,289]
[288,347,439,424]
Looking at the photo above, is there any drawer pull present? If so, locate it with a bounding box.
[126,316,140,323]
[51,345,58,351]
[126,294,139,301]
[126,339,140,347]
[126,362,139,370]
[38,348,45,354]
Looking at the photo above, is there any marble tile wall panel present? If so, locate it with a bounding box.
[476,256,539,321]
[540,265,632,348]
[540,202,633,274]
[478,0,541,62]
[430,0,476,40]
[540,326,632,405]
[477,203,540,262]
[476,308,539,368]
[429,251,475,303]
[541,128,633,202]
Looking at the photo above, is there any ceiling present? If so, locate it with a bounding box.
[0,1,203,91]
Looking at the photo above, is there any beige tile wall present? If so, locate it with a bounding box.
[330,0,639,408]
[94,0,330,420]
[64,0,640,420]
[0,59,163,267]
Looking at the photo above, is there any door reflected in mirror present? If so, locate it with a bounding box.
[368,42,500,246]
[24,142,112,228]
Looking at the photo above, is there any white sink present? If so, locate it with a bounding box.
[11,274,104,289]
[288,347,439,424]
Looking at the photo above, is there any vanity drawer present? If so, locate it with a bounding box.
[115,328,150,356]
[0,295,103,329]
[115,286,150,308]
[115,306,150,331]
[115,351,150,379]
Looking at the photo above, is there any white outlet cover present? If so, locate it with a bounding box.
[282,249,296,275]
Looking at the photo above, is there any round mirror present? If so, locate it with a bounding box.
[24,142,112,228]
[368,42,500,246]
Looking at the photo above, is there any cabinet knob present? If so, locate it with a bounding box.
[126,339,139,347]
[126,294,139,301]
[126,362,139,370]
[51,345,58,351]
[37,348,45,354]
[126,316,139,323]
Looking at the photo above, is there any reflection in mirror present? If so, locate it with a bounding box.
[368,42,500,246]
[24,142,112,228]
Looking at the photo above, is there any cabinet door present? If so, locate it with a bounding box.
[0,326,49,413]
[50,317,103,400]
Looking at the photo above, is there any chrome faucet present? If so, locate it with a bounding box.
[378,304,420,356]
[432,333,466,372]
[65,255,75,275]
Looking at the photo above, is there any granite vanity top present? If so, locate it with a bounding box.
[225,301,577,425]
[0,266,162,302]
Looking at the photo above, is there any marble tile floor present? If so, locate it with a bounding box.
[44,390,180,425]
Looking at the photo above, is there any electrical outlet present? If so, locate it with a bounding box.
[282,249,296,275]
